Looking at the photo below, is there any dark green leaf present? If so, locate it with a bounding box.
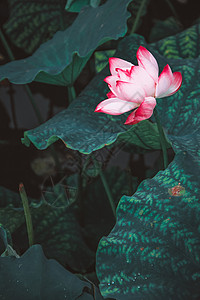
[3,0,75,54]
[0,226,18,258]
[65,0,100,12]
[0,0,131,86]
[31,201,94,272]
[0,225,8,254]
[149,17,183,43]
[154,23,200,59]
[0,188,25,233]
[0,244,93,300]
[96,144,200,298]
[117,121,171,150]
[95,50,116,73]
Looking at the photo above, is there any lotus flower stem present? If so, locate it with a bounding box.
[0,29,14,61]
[92,156,116,219]
[67,85,76,104]
[23,85,44,124]
[19,183,34,247]
[130,0,148,35]
[153,108,168,169]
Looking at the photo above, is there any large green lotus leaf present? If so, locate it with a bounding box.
[0,0,131,86]
[22,23,200,153]
[96,138,200,298]
[95,25,200,299]
[3,0,76,54]
[0,244,99,300]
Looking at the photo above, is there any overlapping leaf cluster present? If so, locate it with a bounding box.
[19,22,200,299]
[0,1,199,299]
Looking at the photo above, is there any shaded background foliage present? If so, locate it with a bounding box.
[0,0,200,299]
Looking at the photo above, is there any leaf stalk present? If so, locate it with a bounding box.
[153,107,168,169]
[130,0,148,35]
[19,183,34,247]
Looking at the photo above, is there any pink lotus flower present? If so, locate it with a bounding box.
[95,46,182,125]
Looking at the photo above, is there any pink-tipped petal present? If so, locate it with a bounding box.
[130,66,156,97]
[107,91,115,98]
[104,75,118,86]
[116,81,145,103]
[160,71,182,97]
[124,96,156,125]
[115,68,133,82]
[95,98,139,115]
[104,75,118,96]
[155,64,173,98]
[109,57,133,76]
[136,46,159,83]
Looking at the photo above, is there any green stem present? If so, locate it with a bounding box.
[0,29,15,61]
[154,108,168,169]
[130,0,148,35]
[19,183,34,247]
[8,84,18,129]
[24,85,43,124]
[82,153,116,219]
[92,156,116,219]
[67,85,76,104]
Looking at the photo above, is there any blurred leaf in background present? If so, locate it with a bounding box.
[3,0,76,54]
[0,0,131,86]
[0,164,137,273]
[149,17,183,42]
